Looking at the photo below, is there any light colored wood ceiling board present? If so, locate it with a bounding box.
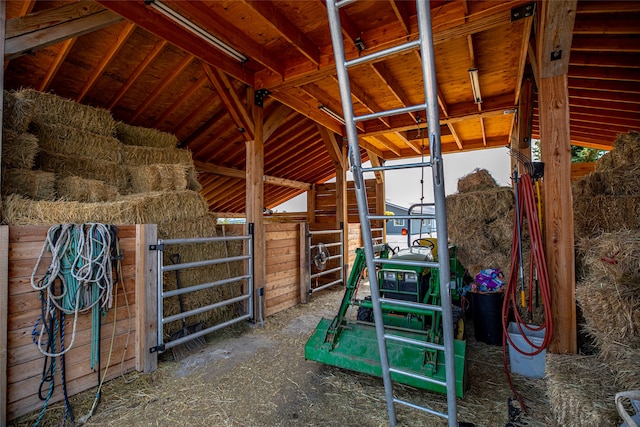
[569,106,640,129]
[570,52,640,69]
[571,34,640,53]
[153,74,207,128]
[264,104,295,143]
[299,82,364,131]
[370,58,420,124]
[5,2,123,61]
[38,37,76,92]
[177,105,228,149]
[108,39,167,109]
[271,88,343,135]
[569,65,640,82]
[569,78,640,95]
[364,135,401,157]
[393,131,421,155]
[573,12,639,35]
[265,130,323,173]
[356,138,385,159]
[77,21,137,103]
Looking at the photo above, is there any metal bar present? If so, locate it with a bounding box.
[384,333,445,351]
[362,162,431,173]
[161,254,250,272]
[325,0,398,424]
[373,257,439,269]
[389,367,447,387]
[310,278,343,293]
[368,214,436,221]
[156,243,164,349]
[163,313,252,350]
[394,398,448,419]
[354,103,427,123]
[379,297,443,312]
[163,294,250,325]
[159,235,250,245]
[309,229,343,236]
[335,0,356,9]
[346,40,420,68]
[310,265,343,279]
[417,0,458,424]
[310,242,342,249]
[162,275,251,298]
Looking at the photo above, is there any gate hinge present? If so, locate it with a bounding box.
[150,344,165,353]
[149,243,164,251]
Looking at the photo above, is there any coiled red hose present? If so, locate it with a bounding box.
[502,172,553,410]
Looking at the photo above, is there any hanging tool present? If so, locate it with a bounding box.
[512,168,526,310]
[169,253,206,361]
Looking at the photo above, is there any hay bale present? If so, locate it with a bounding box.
[128,164,188,194]
[185,165,202,191]
[119,190,210,225]
[574,195,640,238]
[577,277,640,354]
[31,122,123,163]
[573,167,640,198]
[122,145,192,166]
[56,175,120,203]
[606,343,640,391]
[36,150,128,193]
[16,89,116,136]
[595,132,640,172]
[545,354,620,427]
[1,129,38,169]
[1,169,55,200]
[576,231,640,281]
[3,90,35,133]
[457,168,498,193]
[116,121,179,149]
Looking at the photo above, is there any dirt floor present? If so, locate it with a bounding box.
[13,284,554,427]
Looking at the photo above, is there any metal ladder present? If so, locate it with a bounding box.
[325,1,459,426]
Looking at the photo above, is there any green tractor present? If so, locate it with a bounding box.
[305,239,469,397]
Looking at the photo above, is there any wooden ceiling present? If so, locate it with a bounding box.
[4,1,639,213]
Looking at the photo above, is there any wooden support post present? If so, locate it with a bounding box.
[335,148,348,278]
[1,226,8,426]
[246,98,265,322]
[307,184,316,223]
[135,224,158,373]
[538,0,578,354]
[299,222,310,304]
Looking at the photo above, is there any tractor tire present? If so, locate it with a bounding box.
[357,297,374,322]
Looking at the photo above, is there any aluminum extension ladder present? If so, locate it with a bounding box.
[325,1,459,426]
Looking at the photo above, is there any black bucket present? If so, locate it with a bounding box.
[471,291,504,345]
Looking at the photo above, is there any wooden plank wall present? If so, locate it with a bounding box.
[571,161,595,181]
[264,223,300,316]
[314,179,378,224]
[5,225,138,421]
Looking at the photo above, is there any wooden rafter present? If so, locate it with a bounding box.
[300,82,364,131]
[38,38,76,92]
[336,76,391,129]
[178,105,227,148]
[77,21,136,103]
[108,39,167,109]
[389,0,411,35]
[130,54,194,123]
[370,59,418,124]
[271,89,343,135]
[203,64,254,139]
[264,104,293,142]
[5,2,123,61]
[366,150,384,184]
[365,135,401,157]
[394,131,421,155]
[317,124,344,169]
[243,0,320,65]
[154,74,207,128]
[514,17,534,104]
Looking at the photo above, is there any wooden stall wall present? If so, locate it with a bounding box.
[264,223,301,316]
[571,162,596,181]
[4,225,139,421]
[314,179,379,224]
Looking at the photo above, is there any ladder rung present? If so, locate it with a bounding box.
[368,214,435,221]
[373,257,439,269]
[389,367,447,387]
[335,0,356,9]
[379,297,443,313]
[362,162,432,173]
[393,397,449,420]
[384,333,445,352]
[354,103,427,123]
[346,39,420,68]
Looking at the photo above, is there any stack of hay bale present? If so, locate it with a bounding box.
[1,88,241,339]
[446,168,515,277]
[545,131,640,426]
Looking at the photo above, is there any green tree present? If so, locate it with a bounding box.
[531,139,604,163]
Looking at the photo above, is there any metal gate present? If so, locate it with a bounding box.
[152,233,254,354]
[304,225,344,303]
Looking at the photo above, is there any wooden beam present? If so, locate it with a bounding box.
[38,37,76,92]
[131,54,194,123]
[518,75,535,149]
[571,34,640,53]
[514,17,534,104]
[538,0,578,355]
[0,225,8,427]
[264,104,293,142]
[317,124,344,169]
[264,175,312,191]
[95,0,253,85]
[246,97,265,322]
[271,89,343,135]
[108,40,167,109]
[243,0,320,65]
[365,135,401,157]
[154,74,207,128]
[367,150,384,184]
[202,64,254,139]
[77,21,136,102]
[194,161,245,179]
[175,96,224,144]
[371,59,418,124]
[5,2,123,60]
[135,224,158,373]
[390,0,411,35]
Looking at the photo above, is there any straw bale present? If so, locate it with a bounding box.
[16,88,116,136]
[595,131,640,172]
[446,187,513,224]
[1,169,55,200]
[576,277,640,353]
[3,89,35,133]
[457,168,498,193]
[545,353,620,427]
[573,166,640,198]
[127,164,188,194]
[31,121,123,163]
[574,195,640,237]
[119,189,210,225]
[37,150,128,192]
[605,343,640,391]
[1,129,38,169]
[185,164,202,191]
[122,145,193,166]
[116,121,179,149]
[56,175,120,203]
[576,230,640,281]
